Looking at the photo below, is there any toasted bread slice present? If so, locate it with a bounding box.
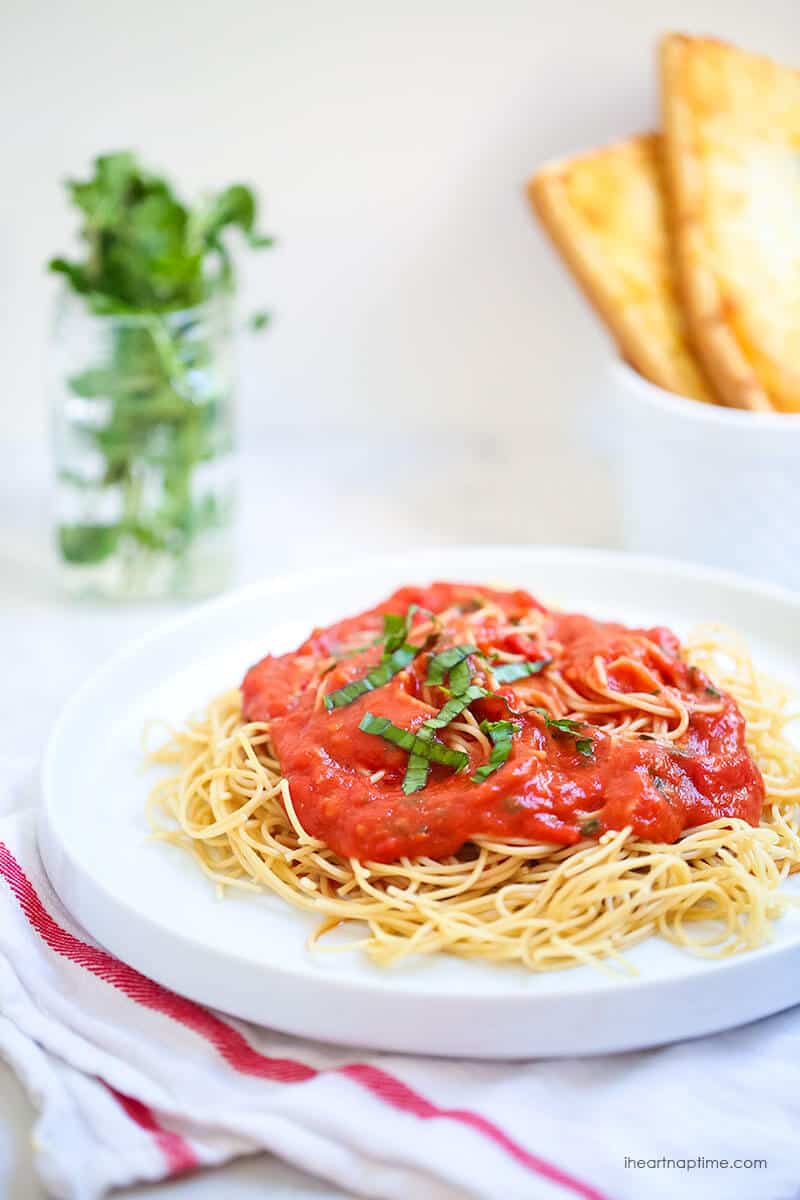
[528,134,713,403]
[661,34,800,412]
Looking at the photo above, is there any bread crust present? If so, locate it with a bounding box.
[659,33,800,413]
[528,134,714,403]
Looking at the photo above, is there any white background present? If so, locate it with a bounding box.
[2,3,799,1198]
[2,0,798,450]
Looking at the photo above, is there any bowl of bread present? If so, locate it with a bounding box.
[528,33,800,590]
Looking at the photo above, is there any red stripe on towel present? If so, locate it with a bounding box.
[106,1085,197,1175]
[0,842,608,1200]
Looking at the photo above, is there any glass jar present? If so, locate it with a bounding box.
[51,291,236,600]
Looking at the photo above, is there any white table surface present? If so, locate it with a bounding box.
[0,430,616,1198]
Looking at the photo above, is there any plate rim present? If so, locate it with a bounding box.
[39,544,800,1006]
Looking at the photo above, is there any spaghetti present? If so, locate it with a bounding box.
[146,584,800,973]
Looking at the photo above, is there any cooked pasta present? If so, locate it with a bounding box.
[145,584,800,974]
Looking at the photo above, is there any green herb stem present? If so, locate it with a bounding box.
[50,151,271,570]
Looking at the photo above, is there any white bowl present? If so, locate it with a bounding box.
[608,363,800,591]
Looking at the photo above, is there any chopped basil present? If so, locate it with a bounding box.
[548,716,581,734]
[324,644,418,710]
[403,726,434,796]
[324,604,436,710]
[425,643,477,688]
[359,712,469,772]
[401,760,430,796]
[382,603,434,655]
[381,610,412,653]
[491,658,551,684]
[580,818,601,836]
[705,684,721,699]
[652,775,666,791]
[533,708,579,735]
[402,684,488,794]
[533,707,594,757]
[447,656,473,696]
[472,719,520,783]
[330,612,595,793]
[423,684,488,729]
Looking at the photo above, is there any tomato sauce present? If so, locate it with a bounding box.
[241,583,764,863]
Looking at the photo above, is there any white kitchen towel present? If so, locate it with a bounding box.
[1,768,798,1200]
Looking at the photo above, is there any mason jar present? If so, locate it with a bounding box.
[51,290,236,600]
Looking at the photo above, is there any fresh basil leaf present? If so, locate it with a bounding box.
[533,708,578,734]
[423,685,488,730]
[381,604,437,658]
[472,719,519,782]
[533,707,594,756]
[403,726,433,796]
[48,257,91,294]
[447,656,473,696]
[58,523,120,564]
[401,684,488,795]
[480,719,519,739]
[359,713,469,772]
[549,717,581,734]
[50,152,274,575]
[324,645,418,710]
[491,658,551,684]
[323,606,432,709]
[402,752,431,796]
[425,644,477,687]
[200,183,273,250]
[381,606,421,656]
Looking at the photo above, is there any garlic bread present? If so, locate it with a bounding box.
[661,33,800,412]
[529,134,713,403]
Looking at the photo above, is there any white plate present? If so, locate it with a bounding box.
[39,547,800,1059]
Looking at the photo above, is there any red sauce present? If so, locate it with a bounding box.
[241,582,764,863]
